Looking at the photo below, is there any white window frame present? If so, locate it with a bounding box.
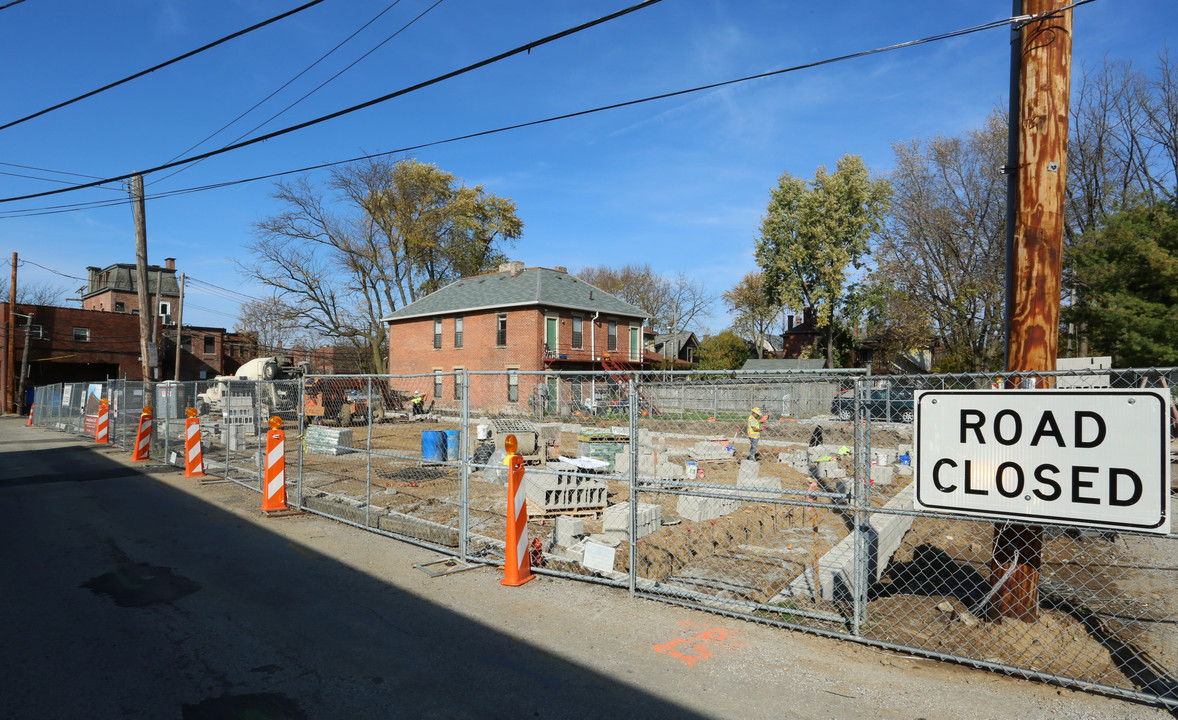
[73,327,90,342]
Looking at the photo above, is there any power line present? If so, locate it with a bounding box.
[188,277,268,304]
[0,0,30,11]
[0,0,330,132]
[0,5,1078,216]
[152,0,422,187]
[0,0,667,204]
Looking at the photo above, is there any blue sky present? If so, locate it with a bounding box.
[2,0,1175,333]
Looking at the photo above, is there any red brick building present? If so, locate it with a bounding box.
[81,259,180,317]
[383,263,648,412]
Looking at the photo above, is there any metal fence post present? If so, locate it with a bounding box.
[365,376,373,528]
[628,375,638,596]
[296,375,305,508]
[460,369,470,563]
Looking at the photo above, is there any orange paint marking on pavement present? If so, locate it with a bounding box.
[652,626,743,667]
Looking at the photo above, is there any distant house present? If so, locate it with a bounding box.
[648,331,699,367]
[780,308,821,359]
[739,358,826,374]
[382,262,649,412]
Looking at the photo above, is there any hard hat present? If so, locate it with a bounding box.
[751,407,761,414]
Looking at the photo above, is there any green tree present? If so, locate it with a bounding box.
[1066,199,1178,366]
[755,154,890,368]
[696,330,751,370]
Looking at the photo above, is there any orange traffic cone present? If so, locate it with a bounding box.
[184,408,204,478]
[131,406,153,461]
[261,415,288,512]
[501,434,535,587]
[94,398,110,444]
[27,403,34,426]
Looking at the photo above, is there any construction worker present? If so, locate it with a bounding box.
[746,406,762,460]
[411,390,424,416]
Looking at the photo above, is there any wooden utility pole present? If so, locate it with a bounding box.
[16,312,32,413]
[174,273,185,381]
[129,174,152,381]
[993,0,1073,622]
[6,251,16,414]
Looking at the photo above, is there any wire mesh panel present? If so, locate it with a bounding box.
[298,373,466,552]
[631,373,881,627]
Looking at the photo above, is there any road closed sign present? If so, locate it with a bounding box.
[915,390,1170,534]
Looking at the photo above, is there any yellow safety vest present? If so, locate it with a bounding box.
[747,415,761,438]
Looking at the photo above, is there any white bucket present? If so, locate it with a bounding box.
[476,424,491,440]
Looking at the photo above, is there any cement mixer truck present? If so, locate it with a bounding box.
[194,355,306,419]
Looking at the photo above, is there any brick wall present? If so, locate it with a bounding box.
[387,306,644,409]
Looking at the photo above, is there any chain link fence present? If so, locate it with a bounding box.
[26,366,1178,708]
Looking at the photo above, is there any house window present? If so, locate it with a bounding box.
[507,370,518,403]
[572,316,583,349]
[199,370,208,380]
[28,325,43,340]
[434,370,443,402]
[73,327,90,342]
[204,337,215,355]
[607,320,617,351]
[434,318,442,349]
[454,316,463,348]
[159,301,171,317]
[497,314,507,346]
[181,336,192,351]
[115,301,126,312]
[453,368,464,401]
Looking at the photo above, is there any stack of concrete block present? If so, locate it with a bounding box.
[737,459,782,499]
[657,460,688,480]
[601,501,663,543]
[304,425,355,456]
[524,462,608,516]
[870,464,894,485]
[896,463,914,477]
[778,449,810,473]
[687,441,734,461]
[816,460,846,479]
[677,491,740,521]
[554,515,585,547]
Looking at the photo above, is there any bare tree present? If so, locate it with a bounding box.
[241,158,522,372]
[0,279,68,305]
[722,271,782,359]
[576,264,712,334]
[873,111,1007,372]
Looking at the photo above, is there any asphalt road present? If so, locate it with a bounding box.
[0,416,1168,720]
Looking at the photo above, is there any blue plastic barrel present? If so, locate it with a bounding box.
[422,431,446,462]
[445,429,461,461]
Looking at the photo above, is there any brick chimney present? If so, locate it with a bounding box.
[164,258,175,270]
[498,261,525,277]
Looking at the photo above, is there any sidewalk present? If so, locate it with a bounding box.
[0,416,1165,719]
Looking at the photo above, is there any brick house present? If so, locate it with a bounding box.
[780,308,822,359]
[81,258,180,317]
[383,262,648,413]
[648,331,699,367]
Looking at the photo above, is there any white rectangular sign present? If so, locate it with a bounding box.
[915,389,1170,534]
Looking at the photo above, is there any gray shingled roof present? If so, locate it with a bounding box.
[382,267,649,322]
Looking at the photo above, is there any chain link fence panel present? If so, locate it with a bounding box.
[20,365,1177,708]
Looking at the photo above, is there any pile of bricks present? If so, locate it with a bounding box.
[601,501,663,543]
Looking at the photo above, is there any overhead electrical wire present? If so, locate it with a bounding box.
[0,0,30,11]
[0,0,668,204]
[0,0,330,132]
[0,3,1094,217]
[151,0,424,187]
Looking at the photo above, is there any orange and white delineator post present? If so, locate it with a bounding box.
[184,407,205,478]
[27,403,34,426]
[131,405,153,462]
[94,398,110,444]
[261,415,288,512]
[501,434,535,587]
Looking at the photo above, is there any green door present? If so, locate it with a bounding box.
[546,317,557,352]
[629,327,640,361]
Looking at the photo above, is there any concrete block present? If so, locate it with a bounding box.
[524,466,608,516]
[737,458,760,483]
[896,464,913,477]
[738,464,782,500]
[870,464,894,486]
[897,444,913,456]
[676,493,740,522]
[817,460,846,479]
[688,442,734,460]
[554,515,585,547]
[657,461,687,480]
[602,501,663,543]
